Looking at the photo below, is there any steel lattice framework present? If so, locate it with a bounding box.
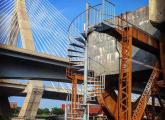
[119,26,133,120]
[65,0,165,119]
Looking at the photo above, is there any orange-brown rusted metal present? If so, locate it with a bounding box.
[115,26,159,51]
[156,80,165,87]
[71,75,77,119]
[119,27,132,120]
[66,68,84,119]
[115,16,159,56]
[97,90,118,120]
[75,75,84,81]
[132,62,160,120]
[160,33,165,80]
[94,76,118,119]
[66,68,84,81]
[95,17,160,120]
[66,12,162,120]
[66,68,119,119]
[66,68,73,80]
[131,27,158,49]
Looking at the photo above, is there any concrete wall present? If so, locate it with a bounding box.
[149,0,165,30]
[88,6,159,75]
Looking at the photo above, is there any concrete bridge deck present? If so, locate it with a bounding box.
[0,80,71,101]
[0,45,164,99]
[0,45,70,82]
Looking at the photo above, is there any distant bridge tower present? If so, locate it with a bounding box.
[11,0,43,119]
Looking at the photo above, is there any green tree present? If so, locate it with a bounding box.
[51,107,64,115]
[37,108,50,115]
[11,107,20,115]
[37,108,43,115]
[42,108,50,115]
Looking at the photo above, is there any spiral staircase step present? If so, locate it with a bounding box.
[70,43,85,49]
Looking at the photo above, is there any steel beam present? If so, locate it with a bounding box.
[0,46,69,82]
[0,81,70,101]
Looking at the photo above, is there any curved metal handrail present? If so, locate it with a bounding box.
[68,1,116,42]
[104,0,116,6]
[67,1,116,73]
[68,3,101,36]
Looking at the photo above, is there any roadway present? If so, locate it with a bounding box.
[0,45,70,82]
[0,45,164,99]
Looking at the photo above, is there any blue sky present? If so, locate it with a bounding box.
[50,0,148,21]
[9,0,148,109]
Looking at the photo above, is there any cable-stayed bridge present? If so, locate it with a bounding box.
[0,0,165,120]
[0,0,69,57]
[0,0,73,119]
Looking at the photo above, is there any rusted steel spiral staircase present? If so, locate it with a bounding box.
[65,0,163,120]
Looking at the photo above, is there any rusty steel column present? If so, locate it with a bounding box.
[71,76,77,119]
[119,26,132,120]
[15,0,43,119]
[149,0,165,80]
[159,34,165,80]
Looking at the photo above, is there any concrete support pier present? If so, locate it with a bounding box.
[18,82,43,120]
[15,0,43,119]
[149,0,165,31]
[149,0,165,80]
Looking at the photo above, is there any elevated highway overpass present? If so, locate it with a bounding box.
[0,45,70,82]
[0,80,71,101]
[0,45,164,98]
